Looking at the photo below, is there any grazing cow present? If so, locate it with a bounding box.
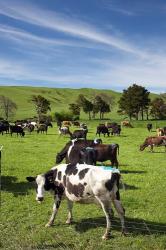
[26,124,34,133]
[26,163,126,240]
[71,129,88,140]
[105,122,117,129]
[147,123,152,132]
[37,124,48,134]
[96,125,110,137]
[62,121,72,127]
[140,136,166,152]
[58,126,72,136]
[72,121,80,127]
[111,125,121,136]
[0,122,10,135]
[156,127,166,136]
[56,138,102,164]
[10,125,25,137]
[80,123,87,130]
[121,121,133,128]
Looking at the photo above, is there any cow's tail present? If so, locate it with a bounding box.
[117,144,119,155]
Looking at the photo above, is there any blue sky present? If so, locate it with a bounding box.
[0,0,166,93]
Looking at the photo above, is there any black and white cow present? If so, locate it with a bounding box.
[26,163,126,240]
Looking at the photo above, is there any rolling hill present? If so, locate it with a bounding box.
[0,85,158,121]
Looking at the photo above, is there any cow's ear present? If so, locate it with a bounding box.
[26,176,36,182]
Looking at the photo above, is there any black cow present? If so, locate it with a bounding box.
[56,138,102,164]
[10,125,25,137]
[71,129,88,140]
[37,124,48,134]
[96,125,110,137]
[0,123,9,135]
[111,125,121,136]
[147,123,152,132]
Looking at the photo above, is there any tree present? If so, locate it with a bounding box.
[77,94,93,120]
[68,103,80,116]
[118,84,150,120]
[150,98,166,120]
[93,95,110,119]
[31,95,51,122]
[0,95,17,120]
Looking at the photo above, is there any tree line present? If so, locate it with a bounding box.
[0,84,166,122]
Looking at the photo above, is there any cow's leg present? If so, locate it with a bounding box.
[112,199,126,235]
[95,196,112,240]
[66,199,73,224]
[45,194,62,227]
[150,145,154,152]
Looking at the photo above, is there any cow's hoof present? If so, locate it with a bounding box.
[121,228,128,236]
[45,223,52,227]
[66,219,72,224]
[102,234,110,240]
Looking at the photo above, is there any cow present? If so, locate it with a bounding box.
[37,124,48,134]
[71,129,88,140]
[121,121,133,128]
[58,126,72,136]
[79,147,97,165]
[0,122,10,135]
[105,122,117,129]
[78,144,120,167]
[140,136,166,152]
[10,125,25,137]
[26,163,126,240]
[25,124,34,133]
[72,121,80,127]
[96,125,110,137]
[80,123,87,130]
[111,125,121,136]
[56,138,102,164]
[62,143,119,167]
[62,121,72,127]
[156,127,166,136]
[147,123,152,132]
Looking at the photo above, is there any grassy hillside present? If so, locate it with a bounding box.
[0,86,158,121]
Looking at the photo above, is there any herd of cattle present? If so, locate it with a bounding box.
[25,120,166,240]
[0,120,52,136]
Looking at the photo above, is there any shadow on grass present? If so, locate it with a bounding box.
[121,183,139,190]
[74,216,166,236]
[1,175,34,196]
[121,170,147,174]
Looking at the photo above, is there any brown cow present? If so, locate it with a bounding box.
[121,121,133,128]
[62,121,72,127]
[156,127,166,136]
[140,136,166,152]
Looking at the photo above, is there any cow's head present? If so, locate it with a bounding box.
[26,171,55,203]
[139,144,145,151]
[56,153,63,164]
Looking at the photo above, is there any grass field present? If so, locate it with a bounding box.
[1,120,166,250]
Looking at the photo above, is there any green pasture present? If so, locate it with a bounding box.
[1,121,166,250]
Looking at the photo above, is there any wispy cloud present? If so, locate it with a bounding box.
[0,0,147,56]
[0,0,166,93]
